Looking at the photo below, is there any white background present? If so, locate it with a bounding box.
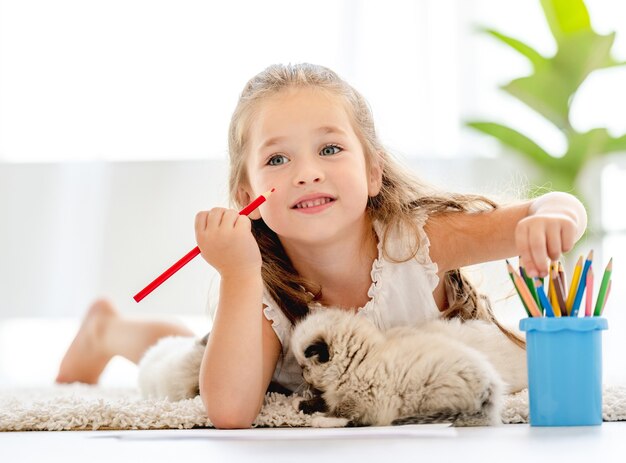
[1,0,625,164]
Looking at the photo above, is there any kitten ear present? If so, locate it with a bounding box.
[304,339,330,363]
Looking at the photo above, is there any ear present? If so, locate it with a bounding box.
[237,186,262,220]
[304,339,330,363]
[367,154,383,197]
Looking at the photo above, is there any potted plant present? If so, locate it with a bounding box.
[467,0,626,232]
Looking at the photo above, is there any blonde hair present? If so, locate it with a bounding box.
[227,63,524,348]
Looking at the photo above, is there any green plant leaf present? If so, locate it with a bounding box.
[606,134,626,154]
[563,129,613,174]
[502,31,618,131]
[466,121,556,167]
[503,72,571,130]
[482,28,546,68]
[471,0,625,207]
[553,31,616,86]
[604,58,626,68]
[541,0,591,41]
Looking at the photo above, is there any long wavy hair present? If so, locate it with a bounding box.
[227,63,524,349]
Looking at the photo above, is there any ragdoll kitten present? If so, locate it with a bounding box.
[291,309,527,427]
[137,334,207,401]
[137,333,292,401]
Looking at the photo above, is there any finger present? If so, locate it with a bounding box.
[220,209,240,229]
[234,214,252,232]
[545,223,562,261]
[206,207,226,229]
[195,211,209,232]
[528,229,549,277]
[515,223,535,276]
[561,223,577,253]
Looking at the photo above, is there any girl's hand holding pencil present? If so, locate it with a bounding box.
[514,191,588,279]
[514,212,579,278]
[194,206,262,278]
[133,189,274,302]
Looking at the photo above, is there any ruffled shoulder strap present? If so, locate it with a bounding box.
[372,211,439,290]
[262,288,292,349]
[374,209,436,265]
[411,208,438,269]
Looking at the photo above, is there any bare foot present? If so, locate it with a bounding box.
[55,299,118,384]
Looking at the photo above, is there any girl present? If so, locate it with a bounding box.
[56,63,587,429]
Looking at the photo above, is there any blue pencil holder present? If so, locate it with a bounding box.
[519,317,608,426]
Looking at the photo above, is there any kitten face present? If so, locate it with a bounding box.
[291,312,335,391]
[291,309,381,392]
[304,339,330,363]
[300,338,331,388]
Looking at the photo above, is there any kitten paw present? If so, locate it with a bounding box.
[311,416,350,428]
[293,395,328,414]
[292,397,304,412]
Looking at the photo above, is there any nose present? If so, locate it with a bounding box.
[294,157,325,186]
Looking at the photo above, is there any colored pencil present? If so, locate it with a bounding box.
[558,261,567,297]
[509,268,531,317]
[520,265,540,306]
[552,273,565,317]
[601,280,612,316]
[535,279,555,317]
[507,261,542,317]
[565,255,582,314]
[548,262,558,310]
[594,258,613,316]
[238,188,275,216]
[571,250,594,317]
[133,188,275,303]
[585,267,594,317]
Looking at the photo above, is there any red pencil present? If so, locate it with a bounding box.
[133,188,275,302]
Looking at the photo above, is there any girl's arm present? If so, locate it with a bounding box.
[199,274,281,429]
[194,208,281,429]
[425,191,587,278]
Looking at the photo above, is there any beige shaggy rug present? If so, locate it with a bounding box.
[1,384,625,431]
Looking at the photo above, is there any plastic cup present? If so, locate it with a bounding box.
[519,317,608,426]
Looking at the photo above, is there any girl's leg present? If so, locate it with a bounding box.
[55,298,195,384]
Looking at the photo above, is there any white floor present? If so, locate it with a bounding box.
[2,423,626,463]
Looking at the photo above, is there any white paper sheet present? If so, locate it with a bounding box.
[96,424,457,441]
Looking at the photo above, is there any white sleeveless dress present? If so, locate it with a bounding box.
[262,216,442,394]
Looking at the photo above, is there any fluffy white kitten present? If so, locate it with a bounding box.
[291,309,527,427]
[137,333,292,401]
[137,335,206,401]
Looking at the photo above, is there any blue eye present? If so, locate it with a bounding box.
[267,154,289,166]
[320,145,342,156]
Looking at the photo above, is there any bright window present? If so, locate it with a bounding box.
[1,0,624,162]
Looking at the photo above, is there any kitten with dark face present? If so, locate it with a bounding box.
[291,309,525,427]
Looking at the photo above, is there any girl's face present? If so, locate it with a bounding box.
[240,87,382,246]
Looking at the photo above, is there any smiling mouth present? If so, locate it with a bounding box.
[292,197,335,209]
